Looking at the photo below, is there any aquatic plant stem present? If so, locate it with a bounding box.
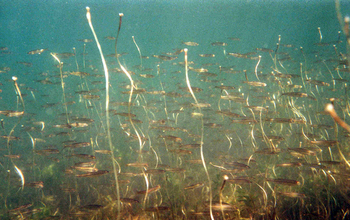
[132,36,142,70]
[4,76,26,211]
[86,7,121,219]
[325,103,350,133]
[6,77,25,153]
[50,53,69,124]
[114,13,142,153]
[184,48,214,220]
[325,103,350,168]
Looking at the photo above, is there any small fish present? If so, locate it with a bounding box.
[77,39,93,42]
[153,55,178,61]
[104,36,116,40]
[27,48,48,55]
[8,204,32,213]
[137,185,161,194]
[70,117,94,123]
[114,112,137,117]
[281,92,316,101]
[319,160,342,165]
[242,81,267,87]
[74,161,96,168]
[232,118,258,124]
[64,142,91,149]
[266,178,300,186]
[75,90,91,95]
[255,48,273,52]
[70,71,90,76]
[76,170,109,177]
[208,202,236,211]
[309,140,338,146]
[288,147,317,156]
[61,188,76,193]
[220,95,245,102]
[53,124,72,129]
[169,149,192,155]
[140,74,155,78]
[191,103,211,108]
[216,110,241,118]
[211,42,227,46]
[69,122,89,127]
[25,181,44,188]
[74,166,98,173]
[280,44,294,47]
[184,183,204,190]
[37,79,53,84]
[94,150,112,155]
[34,149,59,155]
[53,52,75,58]
[275,162,302,167]
[199,72,217,77]
[120,198,139,204]
[265,118,293,123]
[204,123,222,128]
[0,110,24,117]
[62,101,76,106]
[224,162,250,169]
[182,41,199,46]
[255,148,281,155]
[278,192,305,198]
[164,167,186,173]
[147,91,165,95]
[121,88,146,94]
[189,67,208,73]
[245,105,268,112]
[191,112,204,117]
[199,54,215,57]
[126,162,148,168]
[179,86,203,93]
[228,53,247,58]
[1,135,21,140]
[70,154,96,160]
[187,159,203,164]
[158,135,182,143]
[226,177,252,184]
[165,92,182,98]
[17,61,32,67]
[91,80,103,85]
[82,94,100,100]
[4,154,21,159]
[215,85,235,90]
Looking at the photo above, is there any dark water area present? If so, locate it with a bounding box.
[1,0,350,219]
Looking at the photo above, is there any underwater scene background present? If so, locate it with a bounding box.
[1,0,350,219]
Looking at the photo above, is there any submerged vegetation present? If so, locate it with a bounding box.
[1,1,350,219]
